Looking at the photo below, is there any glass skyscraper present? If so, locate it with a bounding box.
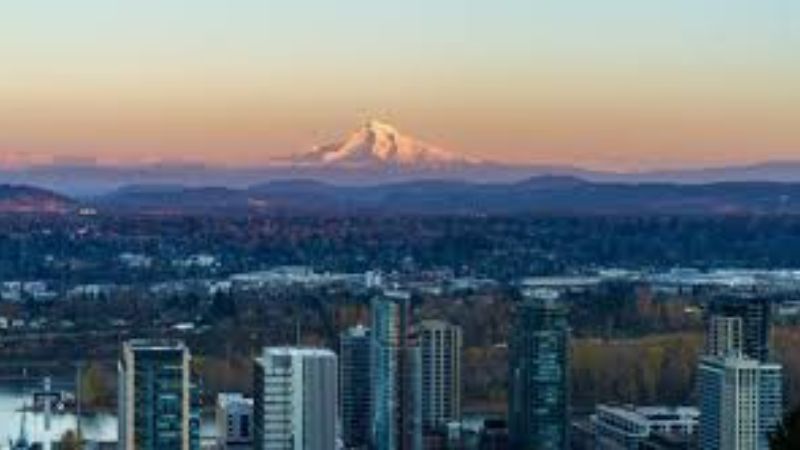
[371,290,422,450]
[340,325,373,449]
[508,289,570,450]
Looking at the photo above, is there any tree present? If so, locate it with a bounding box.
[771,405,800,450]
[81,362,112,408]
[59,429,81,450]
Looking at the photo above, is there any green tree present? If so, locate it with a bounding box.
[771,405,800,450]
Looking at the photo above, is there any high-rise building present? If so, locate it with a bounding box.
[508,289,570,450]
[371,290,422,450]
[708,294,772,362]
[340,325,372,449]
[253,347,338,450]
[418,320,462,432]
[698,294,783,450]
[118,339,198,450]
[705,315,744,357]
[216,393,254,449]
[697,355,783,450]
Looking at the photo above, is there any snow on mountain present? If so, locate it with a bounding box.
[293,120,483,169]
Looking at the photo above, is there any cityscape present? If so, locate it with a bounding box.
[0,230,799,450]
[3,1,800,450]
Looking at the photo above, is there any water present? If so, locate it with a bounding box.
[0,382,220,446]
[0,385,117,444]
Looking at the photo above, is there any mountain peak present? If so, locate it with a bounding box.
[294,120,482,169]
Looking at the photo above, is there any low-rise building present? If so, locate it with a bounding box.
[216,393,254,449]
[591,405,699,450]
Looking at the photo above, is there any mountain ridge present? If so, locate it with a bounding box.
[95,175,800,216]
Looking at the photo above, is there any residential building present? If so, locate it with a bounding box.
[705,315,743,357]
[697,355,783,450]
[418,320,462,432]
[253,347,337,450]
[708,294,772,362]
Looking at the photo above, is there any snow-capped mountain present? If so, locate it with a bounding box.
[293,120,483,169]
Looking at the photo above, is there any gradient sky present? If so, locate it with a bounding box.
[1,1,799,170]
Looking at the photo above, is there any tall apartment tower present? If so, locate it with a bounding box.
[698,294,783,450]
[697,356,783,450]
[371,290,422,450]
[418,320,462,432]
[708,294,772,362]
[118,339,199,450]
[508,289,570,450]
[253,347,338,450]
[705,315,744,357]
[340,325,373,449]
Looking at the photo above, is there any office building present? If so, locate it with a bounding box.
[340,325,372,449]
[118,339,198,450]
[216,393,254,449]
[508,289,570,450]
[253,347,338,450]
[698,355,783,450]
[591,405,699,450]
[371,290,422,450]
[418,320,462,432]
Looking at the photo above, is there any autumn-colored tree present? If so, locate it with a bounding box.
[59,429,81,450]
[81,362,112,408]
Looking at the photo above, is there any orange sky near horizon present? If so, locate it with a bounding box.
[1,1,799,171]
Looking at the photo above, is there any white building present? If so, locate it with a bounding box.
[698,355,783,450]
[591,405,699,450]
[705,316,744,358]
[216,393,254,449]
[253,347,337,450]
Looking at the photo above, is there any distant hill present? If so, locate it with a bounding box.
[0,185,74,213]
[97,176,800,216]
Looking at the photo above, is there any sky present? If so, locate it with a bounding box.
[1,0,799,170]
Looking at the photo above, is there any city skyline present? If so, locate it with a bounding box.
[2,1,799,170]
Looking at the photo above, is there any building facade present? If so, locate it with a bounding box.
[698,355,783,450]
[216,393,254,449]
[508,289,570,450]
[705,315,744,358]
[118,339,198,450]
[340,325,372,449]
[591,405,699,450]
[418,320,462,432]
[708,294,772,362]
[371,290,422,450]
[253,347,338,450]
